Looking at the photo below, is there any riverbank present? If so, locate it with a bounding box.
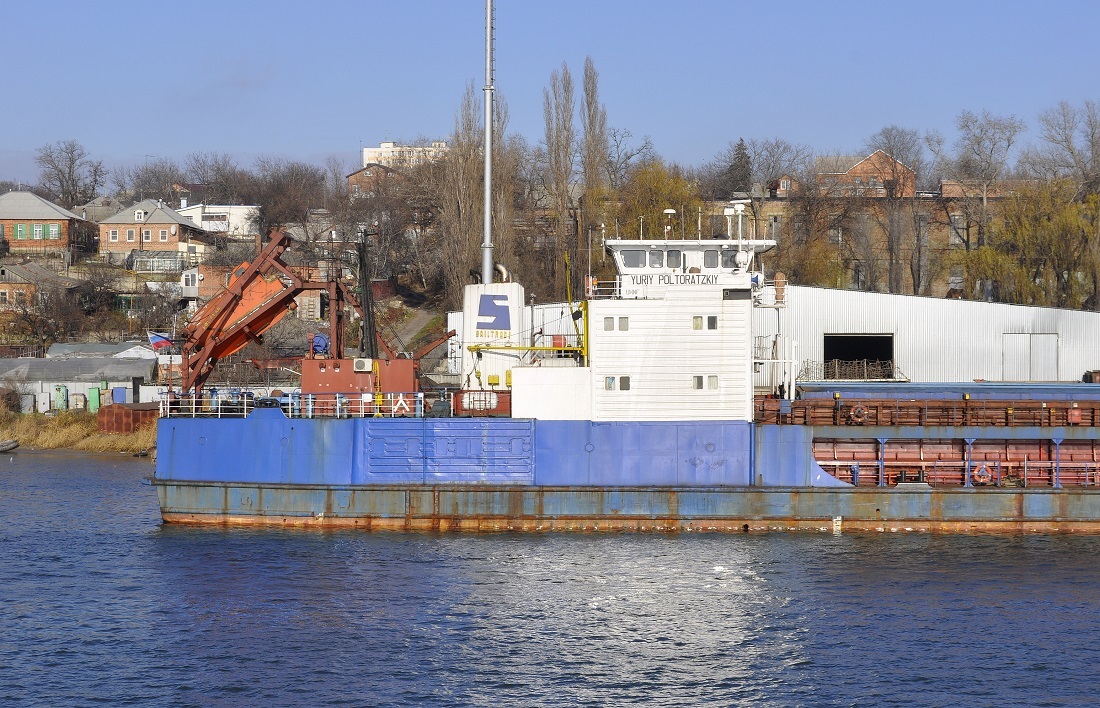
[0,411,155,454]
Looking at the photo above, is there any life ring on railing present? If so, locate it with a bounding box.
[973,463,992,485]
[849,404,867,425]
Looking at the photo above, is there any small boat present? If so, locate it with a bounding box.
[0,440,19,453]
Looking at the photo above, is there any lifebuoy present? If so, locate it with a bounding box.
[850,404,867,424]
[973,463,992,485]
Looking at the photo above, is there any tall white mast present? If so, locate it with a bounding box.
[481,0,495,284]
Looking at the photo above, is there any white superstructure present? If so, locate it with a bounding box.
[456,237,776,422]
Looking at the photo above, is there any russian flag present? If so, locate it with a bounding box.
[148,332,173,351]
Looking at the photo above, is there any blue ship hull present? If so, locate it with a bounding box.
[151,409,1100,531]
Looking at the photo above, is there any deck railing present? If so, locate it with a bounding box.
[756,396,1100,427]
[817,459,1100,489]
[159,391,430,419]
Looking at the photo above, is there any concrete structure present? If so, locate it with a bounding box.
[0,191,97,255]
[361,141,447,169]
[177,203,259,240]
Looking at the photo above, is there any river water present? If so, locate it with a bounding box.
[2,450,1098,706]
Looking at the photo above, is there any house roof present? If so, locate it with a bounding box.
[46,342,156,358]
[0,191,82,220]
[100,198,206,229]
[0,357,155,383]
[0,262,83,289]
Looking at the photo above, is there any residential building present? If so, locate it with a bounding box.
[361,141,447,169]
[0,191,98,255]
[347,163,401,199]
[98,198,210,266]
[73,195,128,224]
[0,261,83,311]
[815,150,916,198]
[177,203,260,240]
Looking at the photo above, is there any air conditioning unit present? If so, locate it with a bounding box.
[353,357,371,373]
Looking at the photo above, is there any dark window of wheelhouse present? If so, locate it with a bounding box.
[666,250,682,268]
[649,249,664,268]
[822,334,895,379]
[621,250,645,268]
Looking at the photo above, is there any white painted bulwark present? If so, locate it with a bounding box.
[510,367,592,420]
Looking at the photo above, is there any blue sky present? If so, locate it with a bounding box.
[2,0,1098,182]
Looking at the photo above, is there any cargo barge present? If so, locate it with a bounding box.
[149,232,1100,532]
[147,0,1100,531]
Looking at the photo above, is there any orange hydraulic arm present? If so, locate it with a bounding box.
[179,230,367,392]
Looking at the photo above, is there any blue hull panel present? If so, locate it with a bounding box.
[156,411,813,487]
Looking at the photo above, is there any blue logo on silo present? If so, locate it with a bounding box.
[476,294,511,332]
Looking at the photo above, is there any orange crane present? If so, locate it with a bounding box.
[179,230,368,392]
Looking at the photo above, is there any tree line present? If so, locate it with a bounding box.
[7,71,1100,312]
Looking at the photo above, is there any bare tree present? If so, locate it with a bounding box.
[542,61,578,297]
[185,152,254,204]
[930,110,1026,250]
[113,157,188,204]
[865,125,926,293]
[1024,100,1100,197]
[604,128,653,194]
[436,84,485,309]
[249,157,328,245]
[34,140,107,209]
[579,56,609,254]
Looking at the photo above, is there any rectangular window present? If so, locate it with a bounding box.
[618,317,629,331]
[619,376,631,391]
[0,224,4,238]
[708,375,719,390]
[648,250,663,268]
[693,375,703,390]
[604,317,614,331]
[159,229,168,242]
[16,224,26,240]
[142,229,152,242]
[33,224,43,239]
[704,250,718,268]
[605,377,616,391]
[109,230,119,242]
[48,224,59,239]
[708,316,718,330]
[127,229,135,242]
[14,291,25,305]
[0,291,7,304]
[135,211,144,222]
[693,316,703,330]
[621,250,645,268]
[666,250,681,268]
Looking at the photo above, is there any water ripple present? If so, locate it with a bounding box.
[1,452,1099,706]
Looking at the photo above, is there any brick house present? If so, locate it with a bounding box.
[0,191,97,255]
[98,199,208,262]
[347,163,401,199]
[0,261,82,311]
[815,150,916,198]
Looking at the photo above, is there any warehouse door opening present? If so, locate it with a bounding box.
[822,334,895,380]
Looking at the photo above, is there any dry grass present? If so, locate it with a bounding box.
[0,410,156,454]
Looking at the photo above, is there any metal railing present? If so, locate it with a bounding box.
[817,459,1100,489]
[160,390,429,419]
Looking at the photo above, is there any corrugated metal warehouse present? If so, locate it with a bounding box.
[753,286,1100,385]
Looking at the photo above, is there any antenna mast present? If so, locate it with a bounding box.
[481,0,495,284]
